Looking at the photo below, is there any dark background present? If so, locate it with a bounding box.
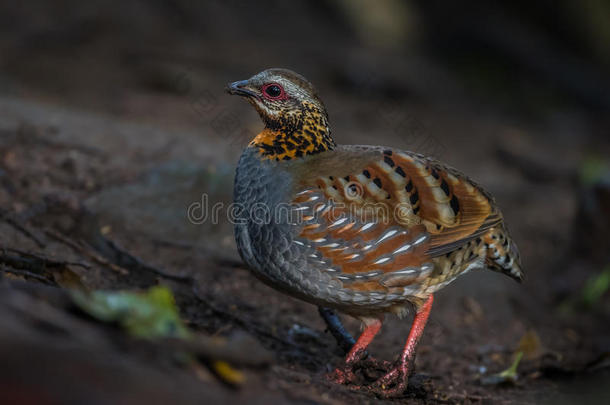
[0,1,609,404]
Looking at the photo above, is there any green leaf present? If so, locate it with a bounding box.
[497,351,523,381]
[480,351,523,385]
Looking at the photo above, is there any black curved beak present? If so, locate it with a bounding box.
[226,80,258,98]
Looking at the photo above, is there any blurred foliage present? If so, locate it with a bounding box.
[557,265,610,315]
[331,0,415,48]
[582,265,610,308]
[1,0,609,117]
[580,157,610,187]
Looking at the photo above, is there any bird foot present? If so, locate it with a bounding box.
[327,355,391,385]
[327,366,357,385]
[367,362,410,398]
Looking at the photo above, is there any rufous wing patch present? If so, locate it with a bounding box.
[290,147,504,294]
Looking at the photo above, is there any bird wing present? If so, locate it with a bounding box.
[288,145,501,293]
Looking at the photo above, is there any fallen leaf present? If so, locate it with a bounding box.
[70,286,190,339]
[516,330,542,361]
[211,361,245,385]
[52,266,87,290]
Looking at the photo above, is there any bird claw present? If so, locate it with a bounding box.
[367,364,409,398]
[327,366,358,385]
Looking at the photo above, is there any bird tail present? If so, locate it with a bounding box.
[484,226,524,282]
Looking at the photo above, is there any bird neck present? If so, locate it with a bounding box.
[250,102,336,161]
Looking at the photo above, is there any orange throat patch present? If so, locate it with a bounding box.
[250,102,336,161]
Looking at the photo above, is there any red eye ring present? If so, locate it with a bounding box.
[262,83,287,100]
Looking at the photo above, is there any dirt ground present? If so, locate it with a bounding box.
[1,1,609,404]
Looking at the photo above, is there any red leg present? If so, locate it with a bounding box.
[328,318,383,384]
[370,295,434,397]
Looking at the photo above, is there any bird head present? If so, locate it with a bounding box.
[227,68,328,131]
[227,68,335,160]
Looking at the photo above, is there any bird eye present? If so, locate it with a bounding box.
[262,83,285,100]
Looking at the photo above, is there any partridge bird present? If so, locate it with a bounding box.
[228,69,523,397]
